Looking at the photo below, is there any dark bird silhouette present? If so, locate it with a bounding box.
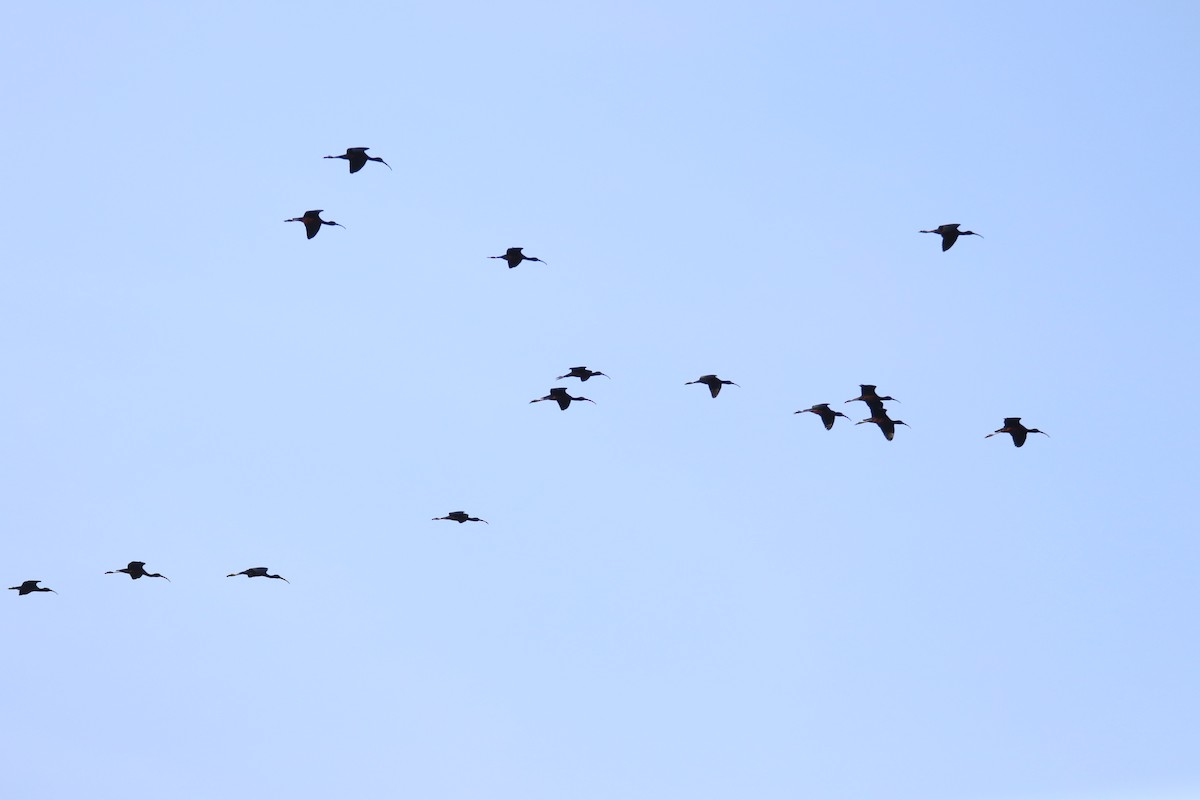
[432,511,489,524]
[285,210,346,239]
[856,409,910,441]
[686,374,740,398]
[845,385,899,417]
[227,567,289,583]
[986,417,1049,448]
[490,247,547,268]
[556,366,609,381]
[105,561,170,582]
[9,580,56,596]
[530,387,595,410]
[920,223,983,251]
[795,403,852,430]
[324,147,391,173]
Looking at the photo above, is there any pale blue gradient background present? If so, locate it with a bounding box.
[3,3,1198,799]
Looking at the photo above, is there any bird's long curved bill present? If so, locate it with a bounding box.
[379,160,393,170]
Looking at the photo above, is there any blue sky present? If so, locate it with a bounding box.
[3,2,1198,798]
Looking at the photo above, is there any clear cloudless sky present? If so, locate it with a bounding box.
[2,2,1198,799]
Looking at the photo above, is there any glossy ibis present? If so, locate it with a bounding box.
[686,375,739,398]
[490,247,547,268]
[324,147,391,173]
[105,561,170,582]
[856,410,910,441]
[227,567,289,583]
[920,223,982,251]
[796,403,852,429]
[556,366,609,381]
[531,387,594,410]
[845,385,899,416]
[433,511,489,524]
[8,580,56,596]
[285,210,346,239]
[986,417,1049,448]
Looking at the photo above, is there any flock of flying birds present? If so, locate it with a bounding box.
[8,148,1047,598]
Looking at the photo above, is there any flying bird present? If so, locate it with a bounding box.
[531,387,595,410]
[986,417,1049,448]
[324,147,391,173]
[845,384,899,416]
[490,247,547,268]
[856,410,910,441]
[686,375,740,398]
[227,567,289,583]
[556,366,609,381]
[8,580,56,596]
[432,511,489,524]
[105,561,170,582]
[795,403,852,430]
[285,210,346,239]
[920,223,983,251]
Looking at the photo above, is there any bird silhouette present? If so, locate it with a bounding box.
[531,387,595,410]
[105,561,170,582]
[323,147,391,173]
[285,210,346,239]
[556,366,609,381]
[845,384,899,417]
[856,409,910,441]
[686,375,740,398]
[432,511,489,524]
[920,223,983,251]
[227,567,289,583]
[986,417,1049,448]
[8,580,56,596]
[490,247,547,268]
[795,403,852,429]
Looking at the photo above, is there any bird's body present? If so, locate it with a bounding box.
[433,511,489,524]
[855,409,910,441]
[324,147,391,173]
[986,417,1049,448]
[686,374,740,398]
[285,209,346,239]
[105,561,170,581]
[9,580,56,596]
[227,567,289,583]
[920,223,982,251]
[531,387,595,410]
[490,247,547,268]
[796,403,851,430]
[556,366,609,381]
[845,384,899,417]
